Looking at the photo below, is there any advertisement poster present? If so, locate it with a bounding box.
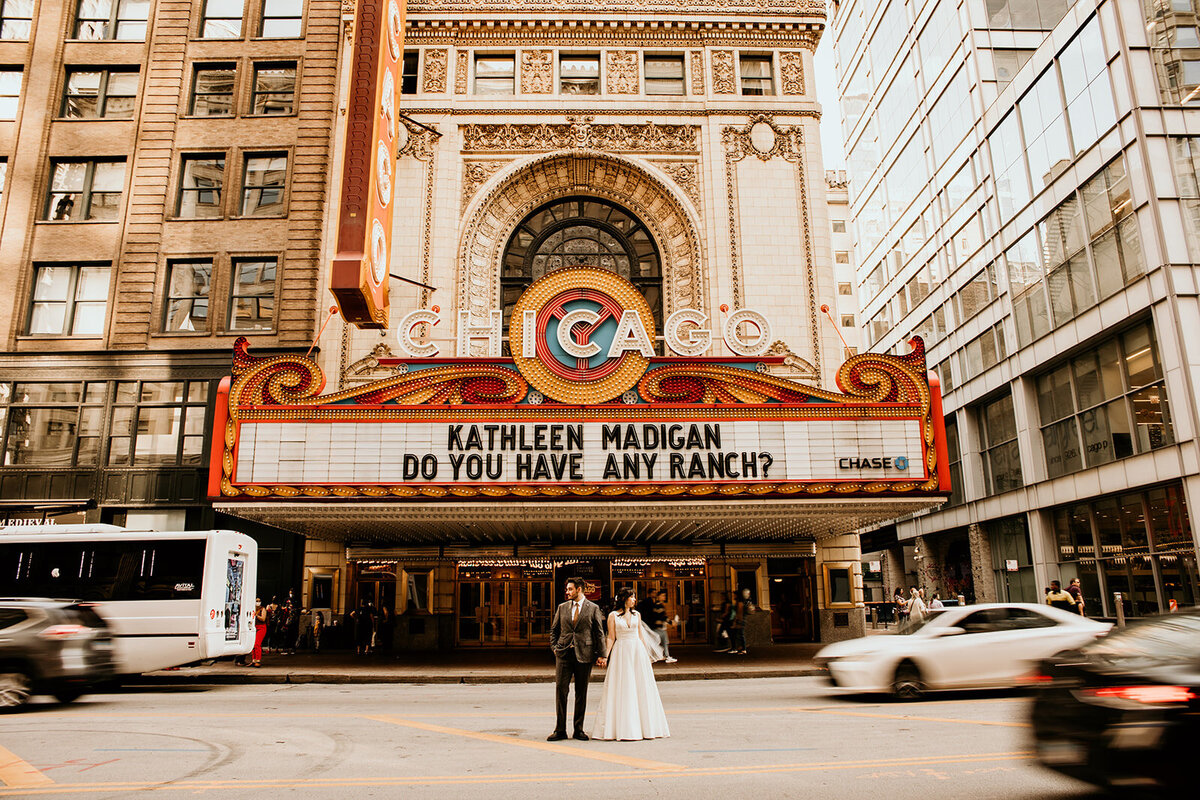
[225,557,245,642]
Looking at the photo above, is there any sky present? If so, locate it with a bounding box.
[813,31,848,172]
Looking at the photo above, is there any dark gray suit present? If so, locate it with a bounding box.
[549,597,607,735]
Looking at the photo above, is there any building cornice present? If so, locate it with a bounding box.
[406,0,825,16]
[402,18,824,48]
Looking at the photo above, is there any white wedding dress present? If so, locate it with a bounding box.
[590,610,671,741]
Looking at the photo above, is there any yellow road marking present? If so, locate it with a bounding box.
[363,714,687,772]
[790,707,1030,728]
[0,743,53,788]
[0,752,1035,795]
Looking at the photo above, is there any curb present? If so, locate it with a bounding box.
[135,668,827,686]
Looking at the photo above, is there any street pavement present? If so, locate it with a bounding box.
[0,676,1108,798]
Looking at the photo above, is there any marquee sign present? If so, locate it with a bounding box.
[210,269,950,502]
[330,0,406,328]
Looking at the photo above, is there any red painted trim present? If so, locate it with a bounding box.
[207,376,232,499]
[928,370,952,495]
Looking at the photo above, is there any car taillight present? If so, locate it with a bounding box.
[39,624,89,640]
[1084,686,1196,705]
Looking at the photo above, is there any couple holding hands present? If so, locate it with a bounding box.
[548,577,670,742]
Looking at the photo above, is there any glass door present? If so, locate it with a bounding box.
[506,581,529,645]
[458,582,482,644]
[482,580,506,644]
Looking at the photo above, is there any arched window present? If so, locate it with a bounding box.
[500,197,662,349]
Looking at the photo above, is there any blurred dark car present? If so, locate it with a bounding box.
[0,599,117,710]
[1031,608,1200,792]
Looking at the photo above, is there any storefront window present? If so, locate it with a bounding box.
[988,516,1036,602]
[107,380,210,466]
[1051,484,1198,616]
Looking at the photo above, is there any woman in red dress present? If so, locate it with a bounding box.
[252,598,267,667]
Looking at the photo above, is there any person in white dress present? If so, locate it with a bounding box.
[590,588,671,741]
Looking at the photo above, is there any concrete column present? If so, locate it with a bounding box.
[882,545,907,599]
[1027,508,1060,592]
[915,534,946,597]
[968,523,998,602]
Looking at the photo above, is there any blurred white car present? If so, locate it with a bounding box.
[815,603,1111,699]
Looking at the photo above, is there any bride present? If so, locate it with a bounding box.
[590,588,671,741]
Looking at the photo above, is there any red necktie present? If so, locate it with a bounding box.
[572,602,579,622]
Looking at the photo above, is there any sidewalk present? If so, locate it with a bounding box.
[142,643,828,685]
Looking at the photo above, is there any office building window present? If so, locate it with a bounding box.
[250,62,295,115]
[838,282,852,295]
[0,0,32,40]
[177,155,226,218]
[108,380,210,466]
[0,159,6,207]
[559,53,599,95]
[840,314,855,327]
[1037,321,1172,479]
[241,153,287,216]
[834,250,850,264]
[45,159,126,221]
[190,64,235,116]
[1,382,107,466]
[739,55,774,96]
[260,0,303,38]
[0,68,20,120]
[201,0,243,38]
[958,321,1006,381]
[401,50,418,95]
[985,0,1071,30]
[993,49,1034,89]
[980,393,1022,495]
[228,257,277,331]
[73,0,150,41]
[474,55,514,95]
[945,415,964,506]
[644,55,685,95]
[1168,135,1200,260]
[62,68,138,119]
[831,219,846,233]
[163,260,212,332]
[27,263,111,336]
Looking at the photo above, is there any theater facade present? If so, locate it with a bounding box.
[205,0,950,647]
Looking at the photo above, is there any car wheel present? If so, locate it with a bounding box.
[891,661,924,700]
[53,687,85,704]
[0,671,32,710]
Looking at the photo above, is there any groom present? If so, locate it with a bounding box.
[548,576,607,741]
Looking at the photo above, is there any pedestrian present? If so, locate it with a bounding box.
[907,586,927,623]
[650,590,678,664]
[929,593,944,610]
[1045,580,1078,613]
[265,596,281,653]
[311,610,324,653]
[351,598,374,655]
[730,588,754,655]
[251,597,267,667]
[1066,578,1086,616]
[894,587,908,624]
[713,596,734,652]
[284,593,300,655]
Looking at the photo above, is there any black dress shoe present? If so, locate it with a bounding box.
[573,731,590,741]
[547,732,568,741]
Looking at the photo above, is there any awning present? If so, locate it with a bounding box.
[213,496,944,544]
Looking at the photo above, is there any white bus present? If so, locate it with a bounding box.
[0,524,257,674]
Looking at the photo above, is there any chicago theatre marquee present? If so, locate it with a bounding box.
[210,0,949,647]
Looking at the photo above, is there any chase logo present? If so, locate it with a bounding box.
[838,456,910,470]
[509,266,657,404]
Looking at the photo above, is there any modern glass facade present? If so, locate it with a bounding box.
[833,0,1200,615]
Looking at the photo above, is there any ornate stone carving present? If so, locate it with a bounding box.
[461,160,508,215]
[422,48,447,93]
[606,51,640,94]
[455,50,468,94]
[690,51,705,95]
[653,160,702,208]
[763,340,819,381]
[462,116,698,153]
[780,51,804,95]
[398,118,439,161]
[458,152,706,326]
[521,50,554,94]
[712,51,736,94]
[723,114,822,376]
